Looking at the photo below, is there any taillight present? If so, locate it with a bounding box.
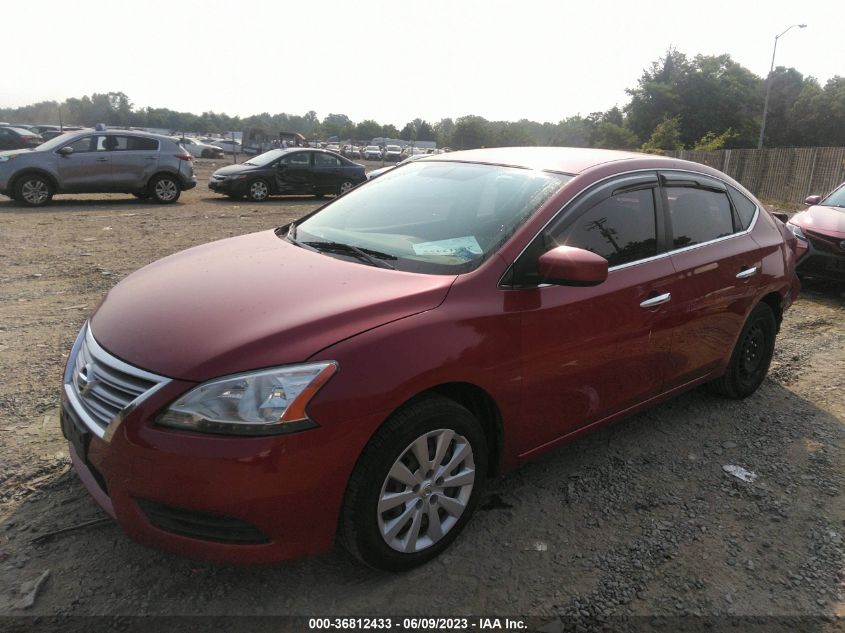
[175,153,193,161]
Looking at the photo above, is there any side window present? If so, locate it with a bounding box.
[280,153,311,167]
[106,136,128,151]
[315,153,341,167]
[554,188,658,268]
[666,187,734,248]
[127,137,158,151]
[727,185,757,230]
[64,136,102,153]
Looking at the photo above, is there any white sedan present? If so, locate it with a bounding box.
[209,139,243,154]
[175,137,225,159]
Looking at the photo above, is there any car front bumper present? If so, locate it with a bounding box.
[796,237,845,281]
[61,328,385,565]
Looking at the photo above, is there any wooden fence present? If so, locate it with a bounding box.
[663,147,845,205]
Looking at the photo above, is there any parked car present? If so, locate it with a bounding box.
[366,152,427,180]
[174,137,225,159]
[0,126,42,150]
[342,145,361,159]
[61,147,798,570]
[363,145,383,160]
[208,148,366,201]
[209,139,242,154]
[383,144,403,162]
[786,184,845,280]
[0,130,196,206]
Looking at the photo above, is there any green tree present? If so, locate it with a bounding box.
[354,119,382,141]
[450,115,492,150]
[691,128,736,151]
[641,115,683,153]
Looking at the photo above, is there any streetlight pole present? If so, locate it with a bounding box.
[757,23,807,149]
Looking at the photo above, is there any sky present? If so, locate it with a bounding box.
[2,0,842,127]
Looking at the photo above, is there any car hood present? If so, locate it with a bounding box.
[90,230,455,382]
[212,164,263,176]
[0,149,34,158]
[793,205,845,238]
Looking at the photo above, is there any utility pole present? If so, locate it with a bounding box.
[757,24,807,149]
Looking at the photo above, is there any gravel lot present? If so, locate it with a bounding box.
[0,159,844,630]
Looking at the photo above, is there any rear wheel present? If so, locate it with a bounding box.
[341,395,488,571]
[148,174,181,204]
[710,302,776,398]
[15,174,53,207]
[246,179,270,202]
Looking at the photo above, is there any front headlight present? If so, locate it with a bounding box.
[786,222,807,241]
[156,362,338,436]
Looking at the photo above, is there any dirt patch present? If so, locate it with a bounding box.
[0,174,844,624]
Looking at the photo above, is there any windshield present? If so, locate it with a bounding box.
[243,149,286,166]
[294,161,570,274]
[822,184,845,208]
[35,133,79,151]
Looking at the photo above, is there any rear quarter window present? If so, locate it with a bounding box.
[727,185,758,230]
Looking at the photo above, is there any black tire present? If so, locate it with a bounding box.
[148,174,181,204]
[14,174,53,207]
[337,180,355,196]
[201,149,213,158]
[710,302,777,399]
[246,179,271,202]
[340,394,488,571]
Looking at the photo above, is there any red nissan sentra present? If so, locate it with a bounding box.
[61,147,800,570]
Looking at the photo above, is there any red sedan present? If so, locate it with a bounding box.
[61,147,799,570]
[786,183,845,280]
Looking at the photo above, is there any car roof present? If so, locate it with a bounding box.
[420,146,672,175]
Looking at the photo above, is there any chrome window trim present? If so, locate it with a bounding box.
[64,323,171,441]
[502,167,761,286]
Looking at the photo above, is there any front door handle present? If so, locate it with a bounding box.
[736,266,758,279]
[95,157,108,162]
[640,292,671,308]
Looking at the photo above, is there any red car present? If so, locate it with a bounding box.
[786,183,845,280]
[61,147,799,570]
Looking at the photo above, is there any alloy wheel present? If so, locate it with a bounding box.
[377,429,475,553]
[250,181,269,201]
[22,179,50,205]
[154,178,178,202]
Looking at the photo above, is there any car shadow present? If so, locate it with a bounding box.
[1,379,842,622]
[0,197,188,213]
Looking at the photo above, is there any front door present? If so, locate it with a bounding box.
[274,151,313,194]
[56,135,115,192]
[514,173,675,454]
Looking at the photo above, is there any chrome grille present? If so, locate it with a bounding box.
[65,324,169,437]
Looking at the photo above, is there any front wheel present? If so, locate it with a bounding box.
[710,302,776,398]
[148,174,181,204]
[15,174,54,207]
[246,179,270,202]
[341,395,488,571]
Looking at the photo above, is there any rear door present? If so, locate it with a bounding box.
[312,152,345,193]
[659,172,763,389]
[514,172,676,453]
[110,135,160,190]
[55,134,115,192]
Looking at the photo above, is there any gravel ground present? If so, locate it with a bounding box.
[0,160,844,631]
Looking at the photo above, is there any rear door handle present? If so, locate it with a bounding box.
[736,266,757,279]
[640,292,671,308]
[95,157,108,162]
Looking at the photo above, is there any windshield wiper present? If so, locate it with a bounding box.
[304,241,396,270]
[284,223,319,252]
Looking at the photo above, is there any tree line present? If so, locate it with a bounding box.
[2,48,843,152]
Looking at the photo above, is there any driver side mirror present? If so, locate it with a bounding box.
[58,146,74,156]
[804,195,822,205]
[538,246,608,286]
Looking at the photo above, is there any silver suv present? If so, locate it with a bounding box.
[0,130,197,206]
